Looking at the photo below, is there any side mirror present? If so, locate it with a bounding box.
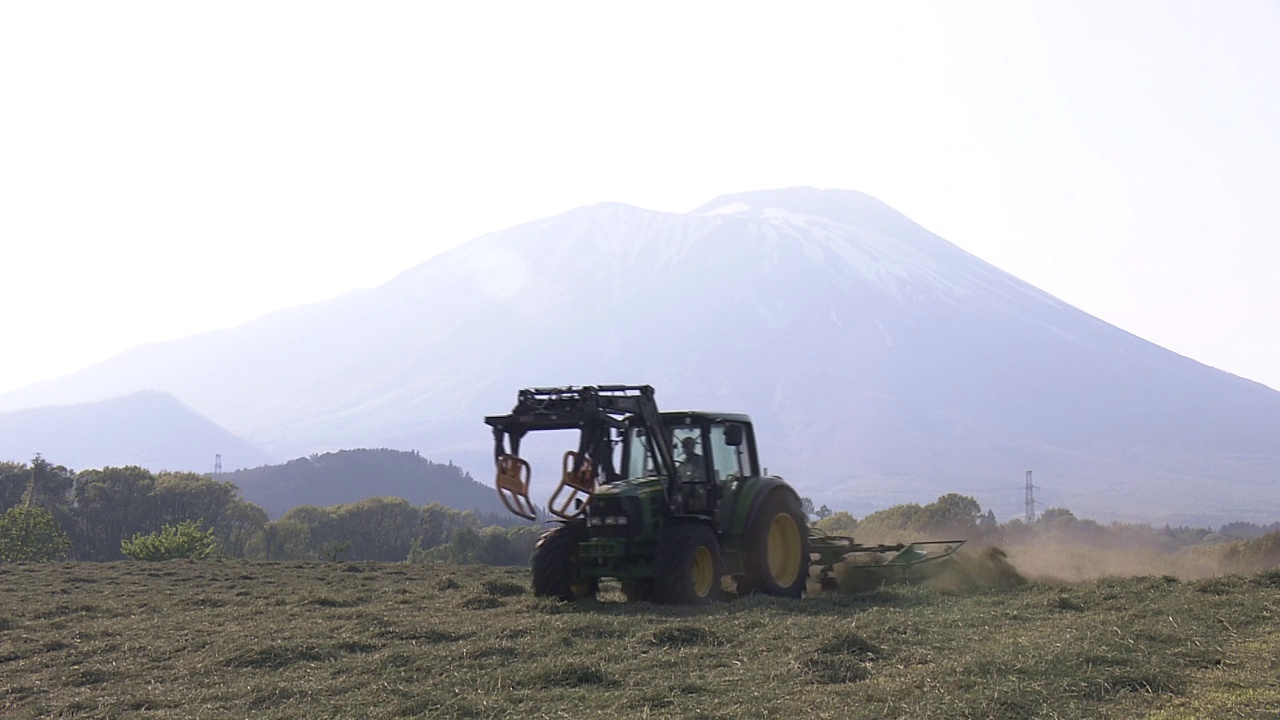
[724,423,744,447]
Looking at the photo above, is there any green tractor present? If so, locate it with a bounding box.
[485,384,961,604]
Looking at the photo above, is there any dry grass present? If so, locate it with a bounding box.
[1,560,1277,719]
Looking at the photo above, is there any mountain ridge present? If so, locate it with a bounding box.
[2,187,1277,526]
[0,390,273,472]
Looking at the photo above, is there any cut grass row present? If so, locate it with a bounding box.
[1,560,1277,719]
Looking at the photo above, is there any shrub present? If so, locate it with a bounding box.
[0,505,71,562]
[121,520,219,561]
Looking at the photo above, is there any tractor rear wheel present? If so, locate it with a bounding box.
[740,491,810,598]
[653,523,723,605]
[531,522,597,601]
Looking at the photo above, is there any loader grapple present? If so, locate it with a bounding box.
[495,454,536,520]
[548,450,596,519]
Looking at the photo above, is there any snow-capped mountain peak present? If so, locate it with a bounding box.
[3,187,1279,525]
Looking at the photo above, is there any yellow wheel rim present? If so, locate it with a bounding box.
[692,545,714,597]
[766,512,802,587]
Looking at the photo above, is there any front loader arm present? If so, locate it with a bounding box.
[484,385,677,520]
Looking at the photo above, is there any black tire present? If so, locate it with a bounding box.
[740,491,810,598]
[531,522,597,601]
[621,579,654,602]
[653,523,724,605]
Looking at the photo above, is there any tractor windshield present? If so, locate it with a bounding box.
[622,423,713,483]
[623,426,659,481]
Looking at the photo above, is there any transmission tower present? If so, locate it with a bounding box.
[213,453,222,476]
[1024,470,1037,523]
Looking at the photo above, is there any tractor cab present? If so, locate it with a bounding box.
[620,413,758,516]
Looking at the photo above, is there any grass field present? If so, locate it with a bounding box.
[2,558,1278,719]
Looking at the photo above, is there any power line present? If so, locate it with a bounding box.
[825,486,1026,495]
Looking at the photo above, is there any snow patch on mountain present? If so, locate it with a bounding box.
[690,188,1082,317]
[697,200,751,217]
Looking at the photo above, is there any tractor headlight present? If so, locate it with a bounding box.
[585,497,638,536]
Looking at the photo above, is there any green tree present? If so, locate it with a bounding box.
[278,504,339,557]
[71,466,157,560]
[1039,507,1076,525]
[4,457,76,539]
[149,472,239,529]
[0,461,31,512]
[0,505,71,562]
[328,497,420,561]
[121,519,218,561]
[859,502,926,536]
[26,455,74,509]
[412,524,540,566]
[262,518,311,560]
[920,493,983,531]
[418,502,480,550]
[815,510,858,535]
[217,499,269,558]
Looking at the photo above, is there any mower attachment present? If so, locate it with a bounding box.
[495,454,536,520]
[808,531,966,591]
[548,450,596,519]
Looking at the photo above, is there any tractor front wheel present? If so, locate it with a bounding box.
[531,522,597,601]
[740,491,810,598]
[621,579,654,602]
[653,524,724,605]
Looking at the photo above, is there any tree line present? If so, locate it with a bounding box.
[0,456,538,564]
[6,454,1276,575]
[811,493,1280,576]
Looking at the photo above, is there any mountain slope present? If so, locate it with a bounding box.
[0,390,273,472]
[2,188,1278,525]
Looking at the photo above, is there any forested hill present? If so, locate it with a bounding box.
[223,449,502,519]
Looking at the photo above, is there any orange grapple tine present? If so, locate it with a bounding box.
[549,450,595,519]
[495,454,536,521]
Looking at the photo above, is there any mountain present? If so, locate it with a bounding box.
[0,390,272,472]
[2,187,1278,526]
[221,448,505,519]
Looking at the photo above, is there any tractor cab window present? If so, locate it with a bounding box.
[710,422,751,481]
[671,426,707,485]
[622,422,739,485]
[623,426,660,480]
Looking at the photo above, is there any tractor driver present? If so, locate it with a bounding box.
[678,435,706,484]
[677,434,712,513]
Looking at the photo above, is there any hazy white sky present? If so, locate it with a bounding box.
[3,1,1279,395]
